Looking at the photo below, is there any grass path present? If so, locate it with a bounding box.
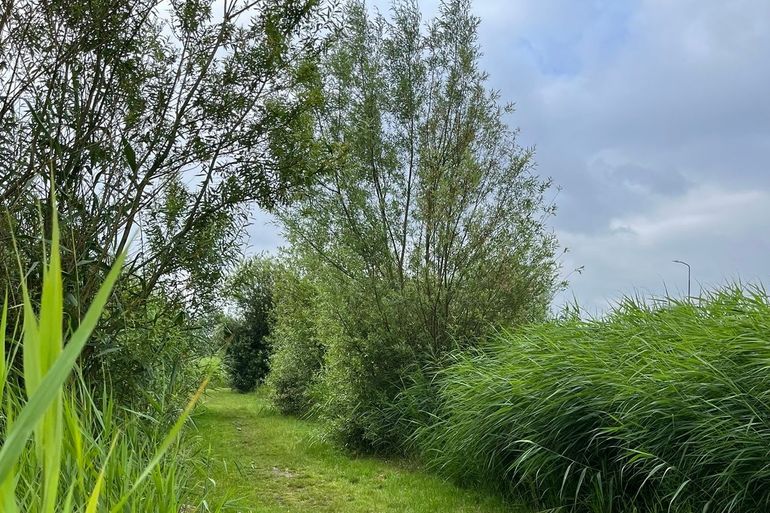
[193,389,520,513]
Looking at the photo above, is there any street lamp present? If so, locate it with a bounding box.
[672,260,691,299]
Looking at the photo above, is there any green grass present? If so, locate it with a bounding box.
[0,194,224,512]
[193,388,522,513]
[410,288,770,513]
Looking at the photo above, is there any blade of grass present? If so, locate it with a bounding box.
[85,433,120,513]
[0,249,125,484]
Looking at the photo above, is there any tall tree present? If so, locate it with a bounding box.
[0,0,337,384]
[273,0,563,449]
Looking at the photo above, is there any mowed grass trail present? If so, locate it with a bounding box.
[193,389,520,513]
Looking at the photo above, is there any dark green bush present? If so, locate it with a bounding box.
[224,316,272,393]
[409,287,770,513]
[223,256,275,392]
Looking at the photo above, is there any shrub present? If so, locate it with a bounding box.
[410,287,770,513]
[266,269,325,415]
[224,316,272,392]
[223,256,276,393]
[311,317,418,452]
[93,290,209,418]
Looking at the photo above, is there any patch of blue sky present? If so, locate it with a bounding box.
[508,0,638,77]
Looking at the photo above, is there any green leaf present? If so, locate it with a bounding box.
[122,137,138,173]
[0,249,125,485]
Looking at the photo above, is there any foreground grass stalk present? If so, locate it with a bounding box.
[0,195,223,512]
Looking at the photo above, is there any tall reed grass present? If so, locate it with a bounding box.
[410,288,770,513]
[0,198,228,512]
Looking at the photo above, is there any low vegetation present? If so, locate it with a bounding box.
[0,203,226,512]
[406,288,770,513]
[194,388,519,513]
[193,355,230,390]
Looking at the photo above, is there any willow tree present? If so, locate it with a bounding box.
[0,0,337,395]
[274,0,563,449]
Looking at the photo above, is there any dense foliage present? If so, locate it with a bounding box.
[223,256,277,392]
[265,265,326,415]
[0,0,336,403]
[269,0,561,451]
[0,204,229,512]
[407,288,770,513]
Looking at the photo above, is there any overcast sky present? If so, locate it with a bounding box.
[247,0,770,314]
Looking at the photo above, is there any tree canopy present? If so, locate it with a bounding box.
[0,0,337,387]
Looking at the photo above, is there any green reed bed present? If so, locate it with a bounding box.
[411,289,770,512]
[0,200,228,512]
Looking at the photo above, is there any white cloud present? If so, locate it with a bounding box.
[557,184,770,313]
[608,187,769,244]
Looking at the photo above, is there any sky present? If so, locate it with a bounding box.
[247,0,770,314]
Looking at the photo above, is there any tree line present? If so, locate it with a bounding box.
[223,0,562,452]
[1,0,560,444]
[1,0,338,409]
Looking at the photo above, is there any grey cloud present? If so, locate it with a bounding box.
[469,0,770,310]
[556,185,770,314]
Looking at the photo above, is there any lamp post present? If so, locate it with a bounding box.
[673,260,691,299]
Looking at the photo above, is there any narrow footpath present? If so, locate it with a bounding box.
[194,389,519,513]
